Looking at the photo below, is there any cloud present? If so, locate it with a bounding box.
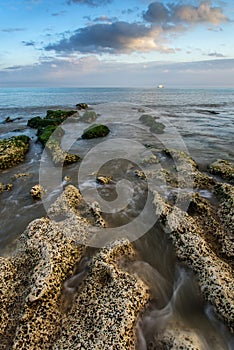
[1,28,26,33]
[93,16,118,23]
[44,1,229,56]
[1,58,234,88]
[143,1,228,26]
[207,51,226,57]
[52,11,67,17]
[45,21,173,54]
[67,0,111,6]
[22,40,36,46]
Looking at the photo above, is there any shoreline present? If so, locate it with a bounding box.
[0,104,233,348]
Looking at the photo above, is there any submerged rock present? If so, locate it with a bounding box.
[139,114,165,134]
[209,159,234,184]
[79,110,97,123]
[0,185,149,349]
[82,124,110,139]
[0,135,30,170]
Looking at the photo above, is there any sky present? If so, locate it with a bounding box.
[0,0,234,87]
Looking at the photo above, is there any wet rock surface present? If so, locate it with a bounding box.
[0,185,149,350]
[153,181,234,333]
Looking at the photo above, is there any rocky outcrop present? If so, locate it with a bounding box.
[153,185,234,332]
[82,124,110,139]
[0,135,30,170]
[0,185,149,349]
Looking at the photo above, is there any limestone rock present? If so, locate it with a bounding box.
[82,124,110,139]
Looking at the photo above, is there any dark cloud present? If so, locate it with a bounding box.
[45,22,169,54]
[52,11,67,17]
[143,1,228,26]
[44,2,229,56]
[67,0,111,6]
[22,40,36,46]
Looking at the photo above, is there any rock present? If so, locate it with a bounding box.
[82,124,110,139]
[76,103,88,110]
[134,170,146,180]
[53,239,149,350]
[4,183,13,191]
[154,325,207,349]
[27,110,77,129]
[0,185,149,349]
[5,116,13,123]
[139,114,165,134]
[96,176,112,184]
[13,173,32,180]
[37,125,80,166]
[30,184,45,199]
[153,188,234,332]
[0,182,3,193]
[209,159,234,184]
[37,125,64,146]
[79,110,97,123]
[0,135,30,170]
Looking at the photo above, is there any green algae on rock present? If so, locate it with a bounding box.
[209,159,234,184]
[0,135,30,170]
[0,185,149,350]
[37,125,80,166]
[82,124,110,139]
[27,110,77,129]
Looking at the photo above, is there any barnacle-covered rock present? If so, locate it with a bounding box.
[30,184,45,200]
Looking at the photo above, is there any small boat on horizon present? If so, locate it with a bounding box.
[157,84,164,89]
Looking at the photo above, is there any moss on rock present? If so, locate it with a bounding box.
[82,124,110,139]
[0,135,30,170]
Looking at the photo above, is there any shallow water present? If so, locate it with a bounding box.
[0,89,234,347]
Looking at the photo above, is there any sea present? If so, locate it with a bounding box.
[0,87,233,349]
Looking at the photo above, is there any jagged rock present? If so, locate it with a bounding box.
[153,188,234,332]
[13,172,32,180]
[53,239,149,350]
[30,184,45,199]
[82,124,110,139]
[209,159,234,184]
[0,135,30,170]
[0,185,149,349]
